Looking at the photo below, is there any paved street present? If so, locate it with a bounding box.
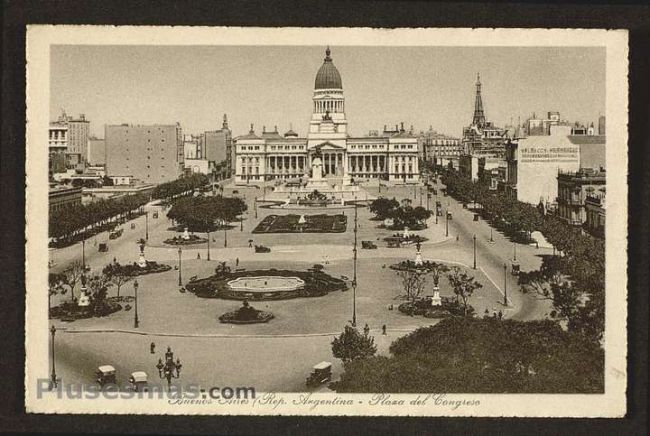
[48,181,552,392]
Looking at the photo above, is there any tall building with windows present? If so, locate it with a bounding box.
[234,47,420,185]
[50,110,91,166]
[105,123,184,185]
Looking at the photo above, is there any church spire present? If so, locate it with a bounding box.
[472,72,486,128]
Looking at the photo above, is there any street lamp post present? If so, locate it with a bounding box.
[445,211,449,237]
[177,246,182,286]
[133,279,139,328]
[503,263,508,306]
[50,325,57,390]
[473,234,477,269]
[145,211,149,241]
[81,239,86,270]
[240,215,243,232]
[155,346,182,390]
[207,231,211,261]
[224,226,228,248]
[513,242,517,262]
[427,193,431,211]
[419,187,423,206]
[351,203,358,327]
[254,197,258,219]
[490,227,494,243]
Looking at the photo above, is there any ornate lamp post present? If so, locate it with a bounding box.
[224,225,228,248]
[177,246,182,286]
[513,242,517,262]
[155,346,182,389]
[490,227,494,243]
[473,234,477,269]
[503,263,508,306]
[145,211,149,241]
[254,196,258,219]
[50,325,57,390]
[133,279,139,328]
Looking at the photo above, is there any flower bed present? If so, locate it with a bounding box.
[252,214,347,234]
[164,235,208,245]
[186,268,347,300]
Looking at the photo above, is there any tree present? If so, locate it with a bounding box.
[102,262,135,298]
[86,273,113,316]
[62,260,85,302]
[447,267,483,316]
[331,325,377,364]
[369,197,399,221]
[48,273,66,316]
[396,268,428,302]
[332,318,604,393]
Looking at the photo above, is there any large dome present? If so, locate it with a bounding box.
[314,47,342,90]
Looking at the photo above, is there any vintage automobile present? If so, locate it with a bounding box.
[152,212,159,219]
[306,361,332,388]
[361,241,377,249]
[128,371,148,392]
[98,243,108,252]
[130,222,136,229]
[255,245,271,253]
[511,261,520,276]
[109,228,124,240]
[95,365,117,386]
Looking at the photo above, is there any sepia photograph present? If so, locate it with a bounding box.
[24,26,628,417]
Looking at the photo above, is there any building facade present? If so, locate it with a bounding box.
[49,186,82,214]
[461,74,508,158]
[418,127,462,167]
[234,48,420,185]
[48,122,68,175]
[105,123,184,185]
[556,168,606,226]
[50,111,90,166]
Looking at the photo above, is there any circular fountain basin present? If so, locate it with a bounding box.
[227,276,305,294]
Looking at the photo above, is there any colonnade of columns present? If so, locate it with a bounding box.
[266,155,306,176]
[347,154,387,175]
[320,152,345,176]
[313,100,344,113]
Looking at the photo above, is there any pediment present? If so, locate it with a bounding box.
[315,141,345,150]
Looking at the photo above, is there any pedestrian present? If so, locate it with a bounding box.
[492,310,497,318]
[197,253,201,259]
[236,257,239,267]
[363,323,370,336]
[150,342,156,354]
[249,241,253,248]
[536,241,539,249]
[456,235,459,242]
[498,310,503,320]
[484,308,490,318]
[382,324,387,335]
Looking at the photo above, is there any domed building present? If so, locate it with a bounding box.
[234,47,420,185]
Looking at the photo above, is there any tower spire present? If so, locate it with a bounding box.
[222,113,229,130]
[472,72,486,128]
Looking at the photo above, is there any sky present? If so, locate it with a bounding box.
[50,45,605,139]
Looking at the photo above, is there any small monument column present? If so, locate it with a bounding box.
[138,239,147,268]
[431,269,442,306]
[414,241,423,266]
[78,273,90,307]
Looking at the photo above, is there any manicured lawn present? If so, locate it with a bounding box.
[252,214,347,233]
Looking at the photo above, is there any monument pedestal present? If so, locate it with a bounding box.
[182,228,190,240]
[431,287,442,306]
[415,250,423,266]
[138,253,147,268]
[78,285,90,307]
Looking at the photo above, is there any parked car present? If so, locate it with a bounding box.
[306,361,332,388]
[128,371,148,392]
[95,365,117,386]
[109,228,123,240]
[255,245,271,253]
[98,243,108,252]
[152,212,159,219]
[361,240,377,249]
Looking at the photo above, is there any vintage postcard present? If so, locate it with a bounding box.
[25,26,628,417]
